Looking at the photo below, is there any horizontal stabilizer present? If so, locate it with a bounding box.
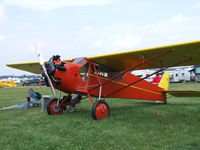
[165,91,200,97]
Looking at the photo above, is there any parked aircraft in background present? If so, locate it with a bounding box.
[0,79,16,87]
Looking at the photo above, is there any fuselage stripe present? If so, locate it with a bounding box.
[89,74,161,95]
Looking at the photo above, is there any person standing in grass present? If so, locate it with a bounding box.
[0,97,30,110]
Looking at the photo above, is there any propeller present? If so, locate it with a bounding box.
[35,48,56,96]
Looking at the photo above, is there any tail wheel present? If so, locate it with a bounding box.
[91,100,110,120]
[47,99,63,115]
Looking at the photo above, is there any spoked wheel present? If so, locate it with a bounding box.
[91,100,110,120]
[47,98,63,115]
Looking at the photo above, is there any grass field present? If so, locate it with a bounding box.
[0,83,200,150]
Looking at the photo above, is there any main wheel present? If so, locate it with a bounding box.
[91,100,110,120]
[47,99,63,115]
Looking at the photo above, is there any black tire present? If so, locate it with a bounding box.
[47,98,63,115]
[91,100,110,120]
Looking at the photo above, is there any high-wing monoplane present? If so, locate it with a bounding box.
[7,40,200,120]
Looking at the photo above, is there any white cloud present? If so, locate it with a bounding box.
[108,35,142,50]
[194,2,200,8]
[29,42,45,52]
[29,45,35,52]
[91,38,104,48]
[168,35,180,40]
[4,0,112,12]
[0,3,6,21]
[138,14,200,46]
[81,26,93,32]
[73,14,200,57]
[0,35,5,41]
[172,14,186,23]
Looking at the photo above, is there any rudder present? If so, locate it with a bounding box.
[158,72,170,91]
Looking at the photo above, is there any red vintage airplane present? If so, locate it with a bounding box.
[7,40,200,120]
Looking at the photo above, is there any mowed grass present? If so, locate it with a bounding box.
[0,83,200,150]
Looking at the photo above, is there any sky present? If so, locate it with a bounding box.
[0,0,200,75]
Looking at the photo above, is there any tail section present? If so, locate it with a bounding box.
[10,80,16,87]
[158,72,170,91]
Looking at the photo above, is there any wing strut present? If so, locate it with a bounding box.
[106,57,192,97]
[88,49,173,93]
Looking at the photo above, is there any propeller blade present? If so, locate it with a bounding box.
[42,66,56,96]
[35,48,56,96]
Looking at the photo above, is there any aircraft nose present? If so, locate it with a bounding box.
[42,62,61,87]
[45,61,56,76]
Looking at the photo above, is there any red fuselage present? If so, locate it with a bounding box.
[51,58,166,101]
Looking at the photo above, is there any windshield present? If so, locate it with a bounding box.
[72,58,86,64]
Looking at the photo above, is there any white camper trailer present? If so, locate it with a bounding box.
[169,71,179,82]
[132,70,156,82]
[169,69,191,83]
[132,66,192,83]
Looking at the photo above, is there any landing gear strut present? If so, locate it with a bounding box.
[47,95,82,115]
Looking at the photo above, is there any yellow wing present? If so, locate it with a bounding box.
[7,62,41,74]
[6,59,72,74]
[88,40,200,71]
[6,40,200,74]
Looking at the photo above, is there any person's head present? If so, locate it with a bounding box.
[28,88,33,93]
[27,97,30,102]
